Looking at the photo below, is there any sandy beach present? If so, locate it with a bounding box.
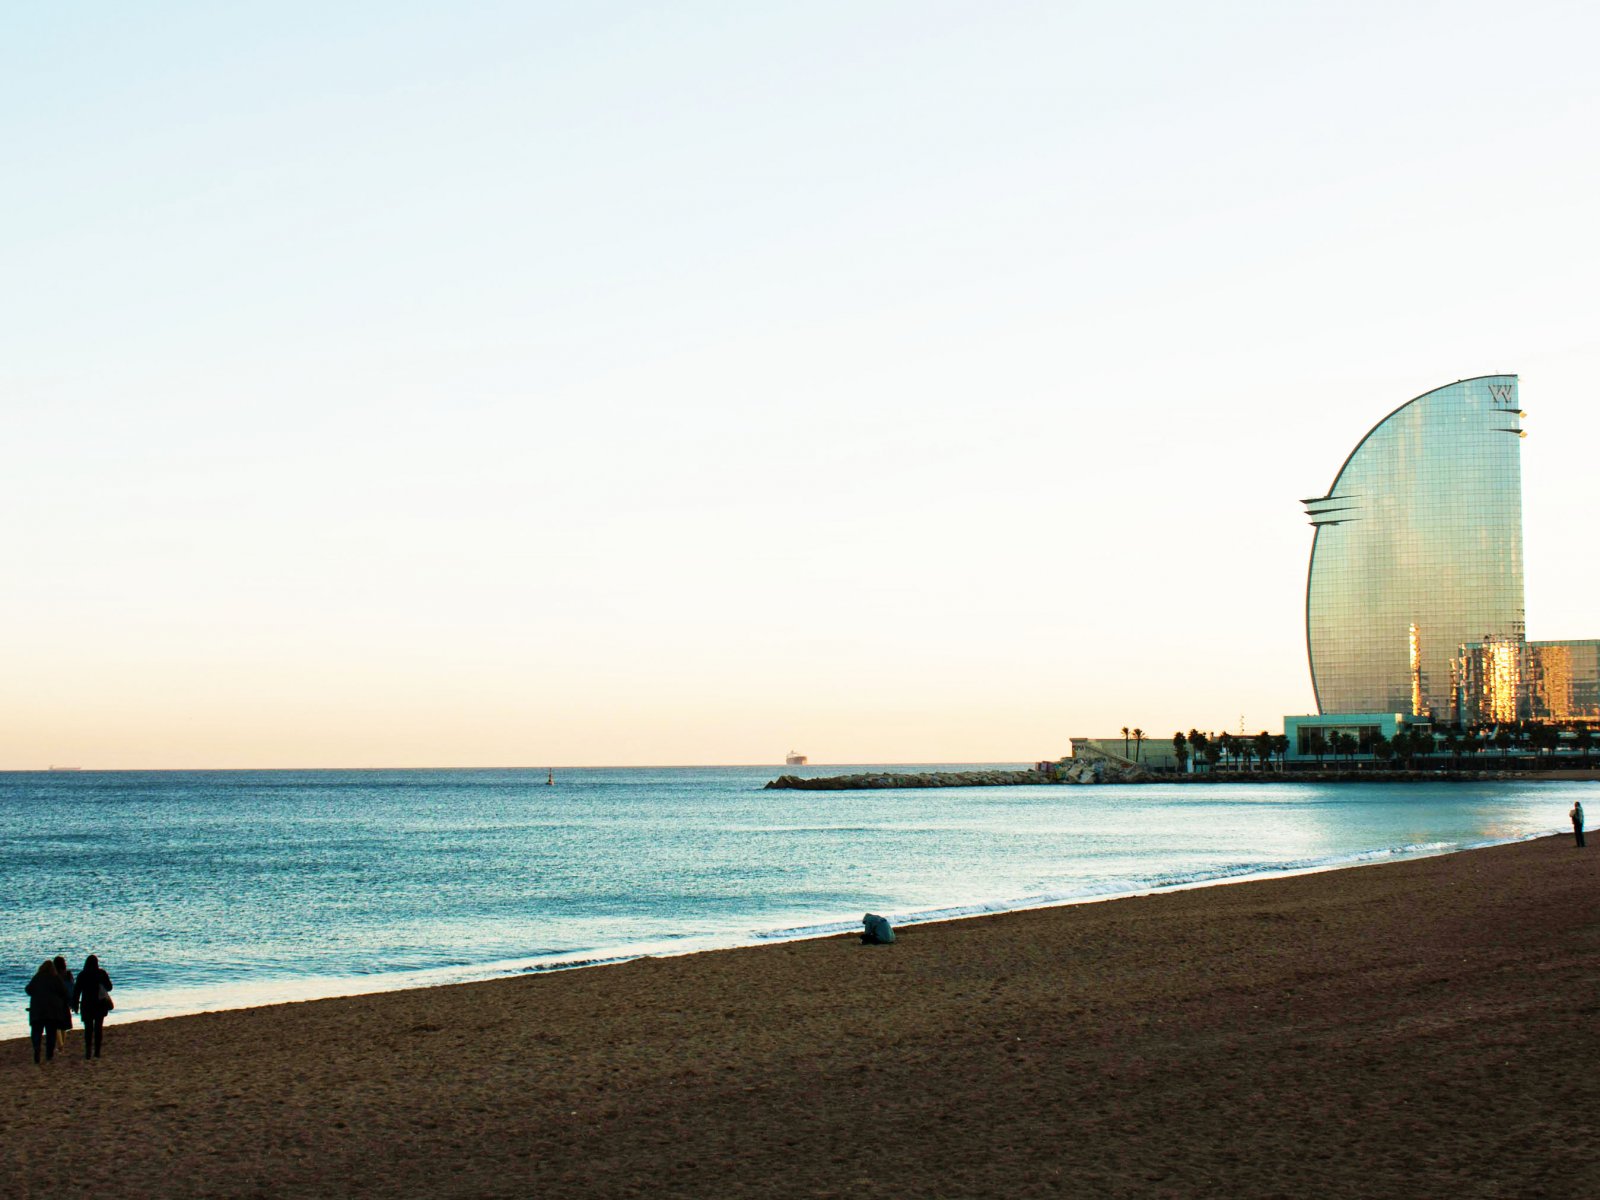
[5,833,1600,1199]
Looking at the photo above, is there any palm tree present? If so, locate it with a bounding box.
[1203,741,1221,771]
[1393,732,1410,769]
[1188,730,1208,772]
[1172,732,1188,774]
[1577,726,1594,767]
[1530,724,1561,766]
[1372,734,1393,768]
[1527,725,1549,763]
[1121,726,1130,759]
[1254,731,1274,773]
[1272,734,1289,770]
[1132,728,1145,763]
[1494,727,1513,762]
[1218,732,1237,770]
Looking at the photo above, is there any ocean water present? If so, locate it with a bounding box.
[3,765,1592,1040]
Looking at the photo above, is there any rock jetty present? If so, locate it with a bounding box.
[766,770,1036,790]
[763,762,1155,790]
[764,765,1531,789]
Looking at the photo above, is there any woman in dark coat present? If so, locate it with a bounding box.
[25,960,71,1064]
[71,954,113,1060]
[53,955,74,1050]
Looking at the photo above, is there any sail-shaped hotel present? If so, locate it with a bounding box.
[1290,375,1598,752]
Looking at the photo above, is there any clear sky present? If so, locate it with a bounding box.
[3,2,1597,768]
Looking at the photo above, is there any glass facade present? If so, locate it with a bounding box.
[1528,640,1600,721]
[1304,376,1525,718]
[1454,636,1526,725]
[1458,639,1600,724]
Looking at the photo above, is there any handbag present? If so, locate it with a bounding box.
[99,984,113,1012]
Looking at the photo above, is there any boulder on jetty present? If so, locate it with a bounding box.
[763,765,1156,790]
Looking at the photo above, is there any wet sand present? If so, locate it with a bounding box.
[5,834,1600,1199]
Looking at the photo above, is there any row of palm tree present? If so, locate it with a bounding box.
[1139,721,1599,773]
[1170,729,1290,772]
[1451,723,1594,765]
[1301,722,1597,769]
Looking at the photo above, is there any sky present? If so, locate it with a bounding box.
[3,2,1598,768]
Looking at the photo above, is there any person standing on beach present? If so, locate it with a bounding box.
[53,955,75,1051]
[71,954,113,1060]
[1571,801,1585,848]
[25,961,70,1065]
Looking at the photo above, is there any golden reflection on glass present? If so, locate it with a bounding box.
[1540,644,1572,717]
[1528,641,1600,721]
[1487,637,1521,723]
[1409,623,1423,717]
[1451,637,1523,725]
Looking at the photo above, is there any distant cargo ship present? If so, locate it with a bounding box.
[785,751,808,766]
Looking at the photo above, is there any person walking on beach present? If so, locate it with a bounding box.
[53,955,75,1051]
[71,954,113,1060]
[1571,801,1585,848]
[25,960,71,1065]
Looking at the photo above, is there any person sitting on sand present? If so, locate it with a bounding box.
[860,913,895,945]
[72,954,114,1060]
[1572,801,1585,848]
[25,960,71,1065]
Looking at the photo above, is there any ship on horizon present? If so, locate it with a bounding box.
[785,751,808,766]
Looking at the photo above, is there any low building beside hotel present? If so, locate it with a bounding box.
[1282,713,1423,762]
[1457,639,1600,725]
[1528,640,1600,722]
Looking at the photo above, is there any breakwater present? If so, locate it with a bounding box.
[767,768,1078,790]
[764,766,1544,789]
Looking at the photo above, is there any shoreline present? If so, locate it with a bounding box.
[4,824,1559,1042]
[7,832,1598,1197]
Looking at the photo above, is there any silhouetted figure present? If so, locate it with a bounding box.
[53,955,74,1051]
[25,961,70,1065]
[72,954,113,1060]
[860,913,895,945]
[1572,801,1585,848]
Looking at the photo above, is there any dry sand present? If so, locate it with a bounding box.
[5,834,1600,1199]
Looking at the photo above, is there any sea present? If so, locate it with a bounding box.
[4,765,1593,1041]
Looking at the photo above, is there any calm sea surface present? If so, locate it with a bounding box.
[4,765,1592,1039]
